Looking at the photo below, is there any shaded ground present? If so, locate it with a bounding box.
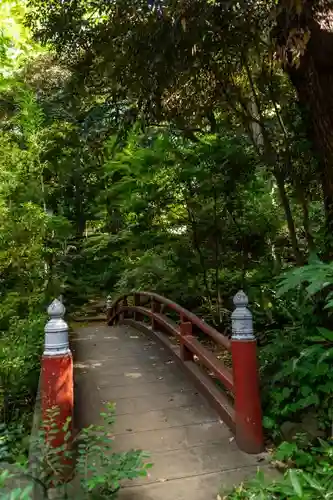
[71,322,272,500]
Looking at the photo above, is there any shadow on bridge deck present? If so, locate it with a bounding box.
[71,322,271,500]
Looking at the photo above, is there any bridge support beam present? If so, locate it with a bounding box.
[231,291,264,454]
[41,298,74,482]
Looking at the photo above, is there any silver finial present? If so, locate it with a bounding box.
[231,290,254,340]
[47,298,65,318]
[233,290,248,307]
[44,299,69,355]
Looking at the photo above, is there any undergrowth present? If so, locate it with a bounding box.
[1,403,152,499]
[221,436,333,499]
[223,258,333,498]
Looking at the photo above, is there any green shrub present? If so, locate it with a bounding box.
[75,403,152,498]
[261,331,333,437]
[1,403,152,499]
[258,258,333,437]
[0,310,45,428]
[0,290,46,462]
[222,438,333,499]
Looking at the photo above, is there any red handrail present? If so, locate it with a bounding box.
[110,291,231,351]
[108,291,233,405]
[107,290,263,454]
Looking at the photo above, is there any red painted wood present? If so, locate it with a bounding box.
[41,353,74,481]
[116,305,180,337]
[151,298,155,330]
[122,318,236,430]
[184,361,236,431]
[108,291,263,453]
[180,322,194,362]
[110,292,230,350]
[231,339,264,453]
[184,336,234,392]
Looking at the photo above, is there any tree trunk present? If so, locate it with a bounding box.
[289,57,333,238]
[274,170,304,266]
[278,7,333,238]
[296,184,315,253]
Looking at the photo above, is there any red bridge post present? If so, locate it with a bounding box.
[231,291,264,454]
[180,321,194,362]
[41,298,74,481]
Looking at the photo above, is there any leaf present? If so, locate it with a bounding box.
[308,252,321,265]
[262,416,276,429]
[309,336,329,342]
[323,299,333,310]
[300,385,312,397]
[288,469,303,497]
[316,327,333,342]
[306,280,330,296]
[281,387,292,399]
[302,472,325,492]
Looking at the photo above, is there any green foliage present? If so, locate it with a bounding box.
[256,256,333,436]
[0,470,33,500]
[1,403,152,499]
[261,333,333,436]
[0,1,40,75]
[277,255,333,307]
[1,4,333,499]
[75,403,152,498]
[0,306,45,459]
[0,311,44,413]
[102,130,282,322]
[0,16,71,454]
[222,438,333,499]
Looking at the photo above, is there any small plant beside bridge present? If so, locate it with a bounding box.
[1,402,151,499]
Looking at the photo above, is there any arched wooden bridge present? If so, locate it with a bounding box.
[36,291,273,499]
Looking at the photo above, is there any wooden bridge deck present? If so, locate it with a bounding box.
[72,322,269,500]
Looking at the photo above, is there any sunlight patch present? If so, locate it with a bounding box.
[90,362,102,368]
[74,362,90,369]
[124,372,142,379]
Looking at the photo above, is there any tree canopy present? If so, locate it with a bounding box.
[1,1,333,496]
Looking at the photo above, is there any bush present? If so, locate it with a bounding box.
[0,290,46,461]
[222,438,333,499]
[261,326,333,438]
[256,258,333,438]
[1,312,44,414]
[1,403,152,499]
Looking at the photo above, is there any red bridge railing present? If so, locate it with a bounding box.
[107,290,263,454]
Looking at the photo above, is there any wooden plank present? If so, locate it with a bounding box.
[121,318,235,432]
[184,361,235,432]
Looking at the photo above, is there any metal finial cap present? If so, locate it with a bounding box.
[47,299,65,318]
[233,290,248,307]
[44,298,69,355]
[231,290,254,340]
